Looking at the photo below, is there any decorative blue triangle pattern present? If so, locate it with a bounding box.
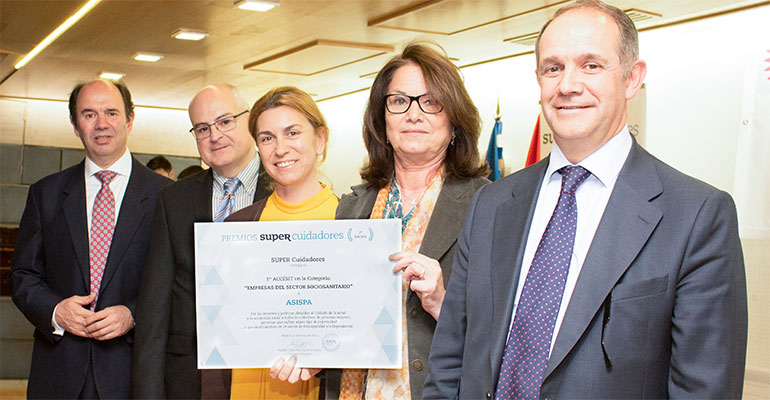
[203,267,225,285]
[206,347,226,367]
[201,305,222,324]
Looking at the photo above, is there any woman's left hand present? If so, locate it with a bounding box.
[269,355,321,383]
[391,251,445,320]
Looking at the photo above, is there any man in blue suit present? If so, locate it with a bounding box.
[424,1,748,398]
[10,79,171,398]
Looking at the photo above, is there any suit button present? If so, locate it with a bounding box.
[409,308,419,318]
[412,359,423,371]
[486,392,492,399]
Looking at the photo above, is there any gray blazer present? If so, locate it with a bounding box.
[325,176,488,400]
[424,141,748,399]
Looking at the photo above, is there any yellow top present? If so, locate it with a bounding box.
[260,185,338,222]
[231,184,338,400]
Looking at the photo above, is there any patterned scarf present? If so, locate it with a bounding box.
[339,174,443,400]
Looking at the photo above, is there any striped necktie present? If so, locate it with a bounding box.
[214,178,241,222]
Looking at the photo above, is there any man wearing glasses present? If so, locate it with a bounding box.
[132,84,271,399]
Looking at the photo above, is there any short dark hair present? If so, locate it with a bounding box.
[68,79,135,129]
[177,165,204,180]
[535,0,639,77]
[361,41,488,189]
[146,155,173,174]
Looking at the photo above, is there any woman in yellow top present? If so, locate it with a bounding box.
[225,86,336,399]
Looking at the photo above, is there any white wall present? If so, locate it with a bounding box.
[316,91,369,194]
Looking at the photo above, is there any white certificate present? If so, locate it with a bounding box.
[194,219,402,369]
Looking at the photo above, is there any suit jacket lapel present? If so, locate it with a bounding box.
[544,142,663,379]
[98,158,148,296]
[62,162,90,291]
[418,179,476,260]
[489,160,548,377]
[195,169,215,222]
[254,159,273,202]
[336,184,378,219]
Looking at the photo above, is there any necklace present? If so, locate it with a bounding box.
[385,174,438,232]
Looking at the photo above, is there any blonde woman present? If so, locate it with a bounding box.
[225,86,335,400]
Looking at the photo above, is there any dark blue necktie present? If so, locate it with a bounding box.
[496,165,591,400]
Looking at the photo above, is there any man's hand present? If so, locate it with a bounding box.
[85,305,133,341]
[54,294,96,337]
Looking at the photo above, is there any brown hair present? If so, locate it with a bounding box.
[360,41,488,189]
[535,0,639,77]
[248,86,330,162]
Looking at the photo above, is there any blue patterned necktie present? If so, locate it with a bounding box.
[496,165,591,400]
[213,178,241,222]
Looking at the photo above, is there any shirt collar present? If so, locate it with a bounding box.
[212,154,260,194]
[546,126,632,187]
[84,148,133,178]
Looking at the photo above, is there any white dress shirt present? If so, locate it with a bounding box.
[84,150,133,232]
[52,149,133,334]
[211,154,261,217]
[508,128,632,354]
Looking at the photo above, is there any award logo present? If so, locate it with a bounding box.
[347,227,374,242]
[322,333,341,351]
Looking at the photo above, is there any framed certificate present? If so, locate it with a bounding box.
[194,219,402,369]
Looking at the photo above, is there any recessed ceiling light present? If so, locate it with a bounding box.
[14,0,102,69]
[99,72,125,80]
[235,0,279,12]
[134,52,163,62]
[172,29,209,41]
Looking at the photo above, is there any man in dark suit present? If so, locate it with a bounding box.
[10,79,172,399]
[132,84,271,398]
[424,1,748,399]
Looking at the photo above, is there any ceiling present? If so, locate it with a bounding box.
[0,0,765,109]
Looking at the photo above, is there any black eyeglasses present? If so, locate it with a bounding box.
[189,110,248,140]
[384,94,443,114]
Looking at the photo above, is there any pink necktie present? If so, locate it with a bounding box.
[89,170,117,310]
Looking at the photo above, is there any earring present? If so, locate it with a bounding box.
[450,134,455,146]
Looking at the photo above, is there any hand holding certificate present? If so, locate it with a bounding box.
[195,219,402,369]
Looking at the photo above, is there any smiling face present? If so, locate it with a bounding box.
[537,8,645,163]
[385,63,452,167]
[72,81,133,168]
[255,105,326,195]
[189,85,256,178]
